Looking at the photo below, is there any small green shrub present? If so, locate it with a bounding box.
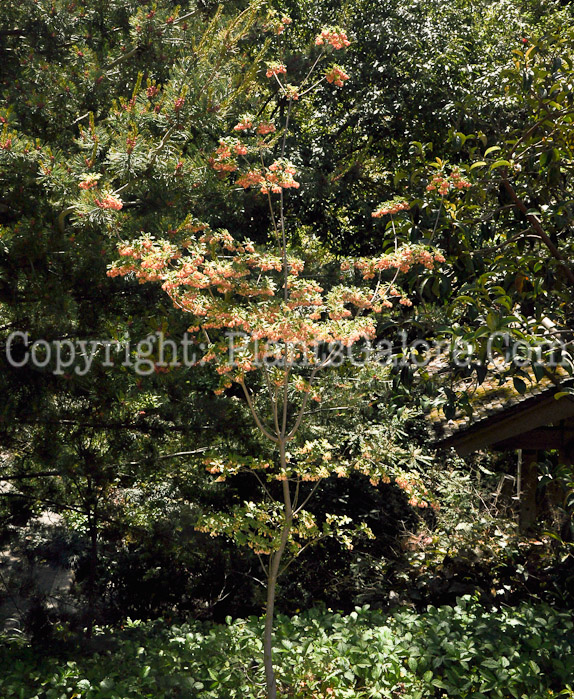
[0,597,573,698]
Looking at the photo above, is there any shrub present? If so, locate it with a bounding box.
[1,597,573,698]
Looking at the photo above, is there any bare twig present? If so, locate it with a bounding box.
[239,379,279,444]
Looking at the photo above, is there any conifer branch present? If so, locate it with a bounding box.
[104,46,139,73]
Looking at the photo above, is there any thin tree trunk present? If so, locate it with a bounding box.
[262,114,295,696]
[263,551,281,698]
[263,439,293,699]
[86,511,98,639]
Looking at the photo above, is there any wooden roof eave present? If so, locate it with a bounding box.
[435,388,574,457]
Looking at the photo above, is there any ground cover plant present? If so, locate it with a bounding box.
[1,597,574,698]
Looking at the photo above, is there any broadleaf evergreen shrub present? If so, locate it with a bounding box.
[1,597,573,698]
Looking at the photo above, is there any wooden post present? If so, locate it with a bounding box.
[518,450,538,533]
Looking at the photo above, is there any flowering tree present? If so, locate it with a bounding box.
[109,20,443,698]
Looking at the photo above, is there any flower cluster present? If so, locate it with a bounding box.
[235,160,300,194]
[78,173,100,190]
[326,285,379,320]
[263,10,292,35]
[284,84,299,100]
[426,167,471,195]
[315,27,351,49]
[236,169,265,188]
[210,138,247,172]
[264,159,300,193]
[346,246,445,280]
[372,198,410,217]
[232,117,276,136]
[126,135,137,154]
[287,279,324,311]
[107,264,135,277]
[325,65,349,87]
[395,474,438,510]
[95,194,123,210]
[265,61,287,78]
[233,114,254,131]
[257,122,276,135]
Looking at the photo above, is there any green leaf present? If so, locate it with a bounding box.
[470,161,487,170]
[452,133,466,149]
[432,678,448,689]
[207,668,219,682]
[540,150,554,168]
[409,141,424,156]
[485,146,501,156]
[486,312,498,331]
[489,159,511,170]
[531,362,546,381]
